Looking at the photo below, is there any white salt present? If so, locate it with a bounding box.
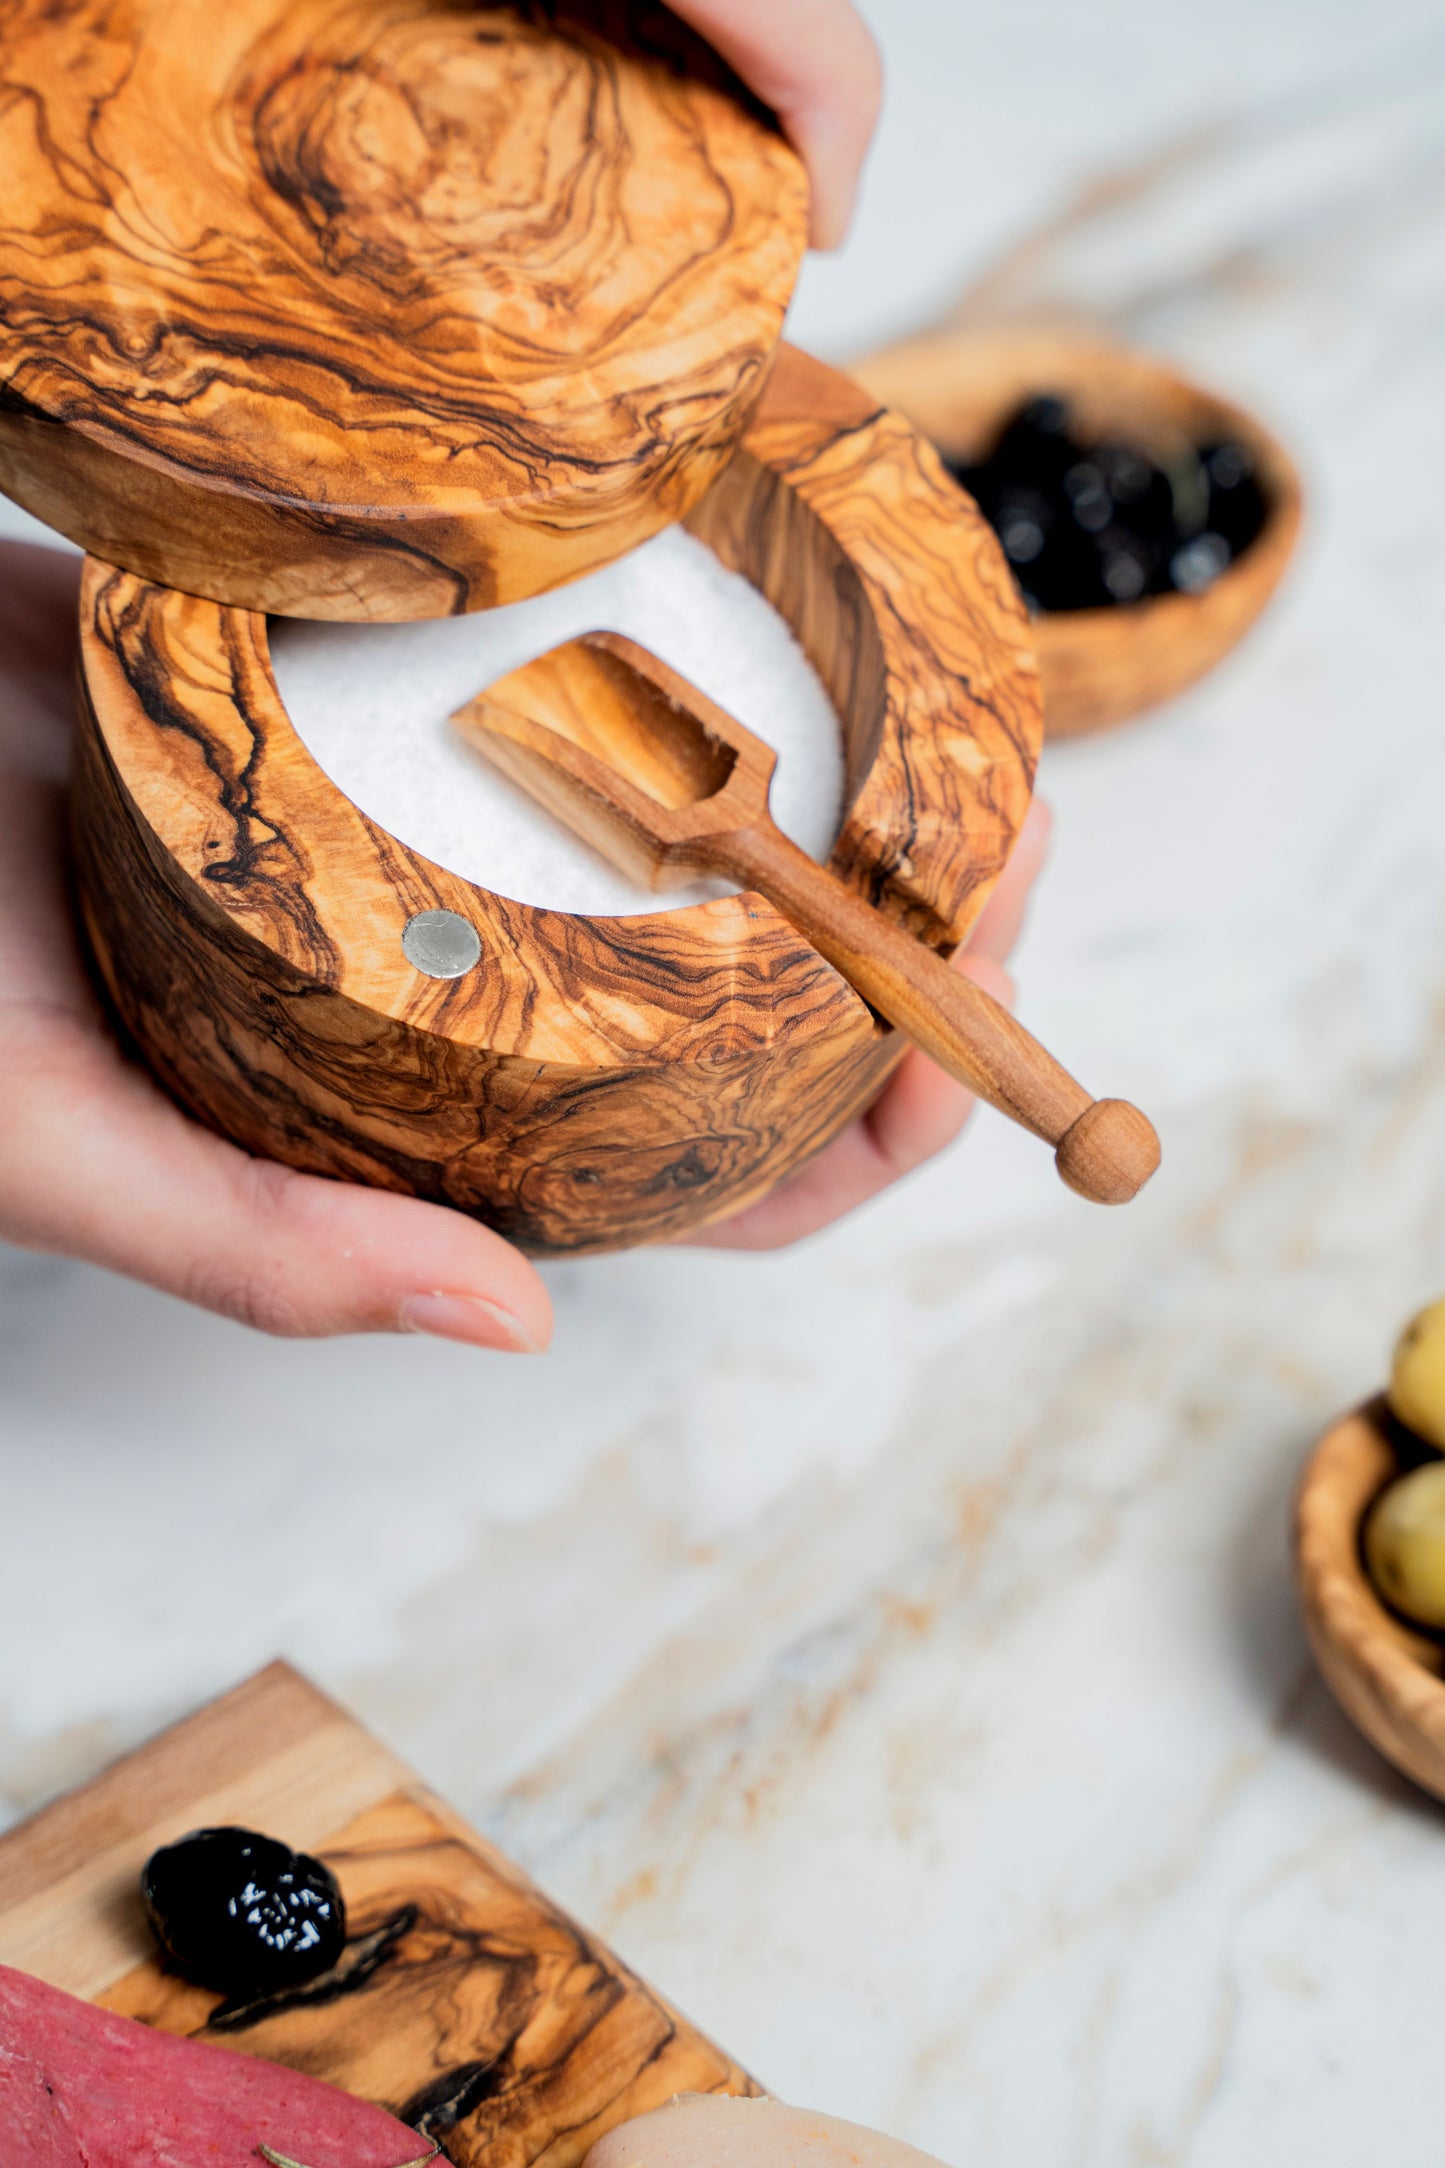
[269,527,844,916]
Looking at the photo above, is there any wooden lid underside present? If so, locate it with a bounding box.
[0,0,808,618]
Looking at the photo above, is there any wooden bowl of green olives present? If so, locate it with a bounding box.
[1295,1303,1445,1803]
[850,325,1303,739]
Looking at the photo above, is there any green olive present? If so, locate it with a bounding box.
[1388,1297,1445,1448]
[1365,1461,1445,1628]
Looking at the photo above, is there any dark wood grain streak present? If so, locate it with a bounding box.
[71,348,1042,1255]
[686,347,1038,947]
[0,0,808,617]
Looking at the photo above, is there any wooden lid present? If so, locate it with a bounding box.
[0,0,808,619]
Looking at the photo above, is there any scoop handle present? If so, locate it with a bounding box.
[717,823,1160,1205]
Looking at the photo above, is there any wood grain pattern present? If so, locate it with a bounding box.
[72,347,1042,1257]
[1294,1400,1445,1804]
[850,325,1303,738]
[0,1664,759,2165]
[0,0,807,618]
[457,633,1158,1203]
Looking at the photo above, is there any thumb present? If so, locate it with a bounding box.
[3,1009,553,1350]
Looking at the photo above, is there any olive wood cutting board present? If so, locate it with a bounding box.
[0,1662,757,2161]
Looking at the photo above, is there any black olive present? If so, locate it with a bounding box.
[999,509,1046,564]
[1021,524,1111,613]
[1169,531,1232,594]
[1199,439,1268,555]
[1094,441,1153,506]
[992,396,1076,493]
[1017,393,1071,440]
[1064,460,1113,534]
[1094,439,1175,547]
[1205,440,1253,490]
[1099,534,1152,604]
[992,482,1053,565]
[141,1826,346,1997]
[940,397,1269,616]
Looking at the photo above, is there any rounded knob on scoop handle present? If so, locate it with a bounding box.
[720,821,1162,1207]
[1055,1098,1161,1205]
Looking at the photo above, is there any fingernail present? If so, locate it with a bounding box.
[398,1292,543,1354]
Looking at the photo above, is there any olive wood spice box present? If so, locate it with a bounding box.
[73,346,1042,1255]
[4,0,1064,1255]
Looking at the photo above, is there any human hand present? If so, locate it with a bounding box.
[586,2092,948,2168]
[669,0,883,247]
[0,541,553,1354]
[691,796,1052,1250]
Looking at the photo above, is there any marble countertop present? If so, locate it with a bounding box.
[4,1,1445,2161]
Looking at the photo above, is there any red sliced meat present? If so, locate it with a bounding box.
[0,1962,433,2167]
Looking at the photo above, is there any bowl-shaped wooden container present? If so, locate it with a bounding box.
[1294,1398,1445,1801]
[72,348,1041,1258]
[850,326,1303,739]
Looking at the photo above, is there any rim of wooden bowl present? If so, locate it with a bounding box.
[850,323,1304,740]
[1294,1398,1445,1801]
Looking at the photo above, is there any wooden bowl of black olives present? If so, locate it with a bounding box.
[1295,1303,1445,1804]
[851,325,1303,738]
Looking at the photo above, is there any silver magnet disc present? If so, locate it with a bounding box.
[402,909,482,979]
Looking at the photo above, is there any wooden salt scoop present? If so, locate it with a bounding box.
[452,635,1161,1205]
